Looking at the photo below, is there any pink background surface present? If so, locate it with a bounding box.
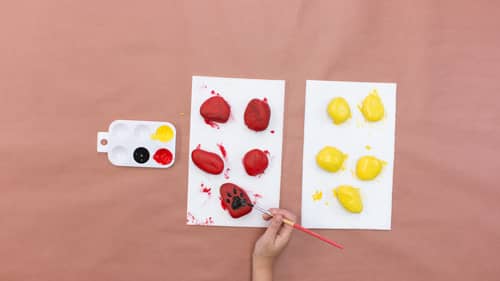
[1,1,499,280]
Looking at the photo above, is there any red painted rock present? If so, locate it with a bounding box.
[200,96,231,123]
[244,98,270,131]
[191,148,224,175]
[243,149,269,176]
[220,183,253,218]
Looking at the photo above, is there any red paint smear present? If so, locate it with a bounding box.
[223,168,230,179]
[217,143,227,159]
[270,130,275,134]
[263,150,270,155]
[153,148,173,165]
[204,118,220,129]
[254,193,263,199]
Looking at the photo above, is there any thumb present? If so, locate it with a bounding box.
[263,215,283,239]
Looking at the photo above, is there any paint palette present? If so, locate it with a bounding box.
[97,120,176,168]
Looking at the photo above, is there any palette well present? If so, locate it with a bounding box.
[97,120,176,168]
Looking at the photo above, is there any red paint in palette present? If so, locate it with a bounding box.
[153,148,173,165]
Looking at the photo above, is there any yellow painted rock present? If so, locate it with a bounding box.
[316,146,347,172]
[356,156,384,180]
[359,89,384,122]
[327,97,351,124]
[334,185,363,213]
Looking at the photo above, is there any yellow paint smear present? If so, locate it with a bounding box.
[151,125,174,142]
[365,145,372,150]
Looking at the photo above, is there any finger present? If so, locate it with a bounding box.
[262,213,272,221]
[272,208,297,222]
[263,214,283,239]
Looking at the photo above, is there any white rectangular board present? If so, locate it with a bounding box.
[301,80,397,230]
[187,76,285,227]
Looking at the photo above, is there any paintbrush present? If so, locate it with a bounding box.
[252,204,344,250]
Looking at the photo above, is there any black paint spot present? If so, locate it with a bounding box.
[227,192,232,197]
[231,196,242,210]
[133,147,150,164]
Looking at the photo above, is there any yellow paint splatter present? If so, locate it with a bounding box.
[365,145,372,150]
[359,89,384,122]
[312,190,323,201]
[325,201,330,206]
[151,125,174,142]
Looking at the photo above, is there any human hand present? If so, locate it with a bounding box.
[253,208,297,261]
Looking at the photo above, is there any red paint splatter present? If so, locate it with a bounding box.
[254,193,263,199]
[263,150,270,155]
[196,144,201,149]
[186,212,215,225]
[187,212,196,224]
[217,143,227,159]
[210,90,215,95]
[263,97,268,103]
[252,193,264,205]
[223,168,231,179]
[201,183,212,196]
[270,130,275,134]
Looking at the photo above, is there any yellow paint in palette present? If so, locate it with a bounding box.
[151,125,174,142]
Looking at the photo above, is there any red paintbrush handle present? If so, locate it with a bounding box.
[283,218,344,249]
